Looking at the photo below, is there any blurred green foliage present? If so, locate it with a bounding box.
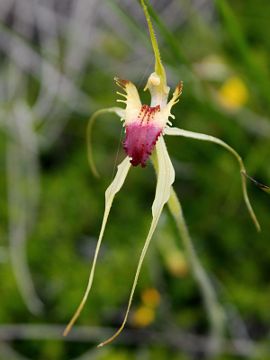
[0,0,270,359]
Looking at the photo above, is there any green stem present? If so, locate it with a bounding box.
[151,152,225,353]
[140,0,166,84]
[167,188,225,354]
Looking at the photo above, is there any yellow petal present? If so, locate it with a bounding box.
[115,77,141,125]
[165,127,260,231]
[154,81,183,125]
[63,157,131,337]
[152,136,175,216]
[168,81,184,109]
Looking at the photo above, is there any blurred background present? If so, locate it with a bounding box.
[0,0,269,359]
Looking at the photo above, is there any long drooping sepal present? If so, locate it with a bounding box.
[168,188,225,354]
[165,127,261,231]
[87,107,125,177]
[63,157,131,337]
[98,137,175,347]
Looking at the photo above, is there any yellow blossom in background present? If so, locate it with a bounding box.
[132,306,155,328]
[141,288,161,308]
[218,76,249,110]
[165,251,189,278]
[156,229,189,278]
[131,288,160,328]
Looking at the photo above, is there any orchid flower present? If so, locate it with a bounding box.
[64,0,260,348]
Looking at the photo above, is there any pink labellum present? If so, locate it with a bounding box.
[123,105,162,167]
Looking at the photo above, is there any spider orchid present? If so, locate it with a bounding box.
[64,0,260,347]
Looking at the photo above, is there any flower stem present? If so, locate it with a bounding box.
[167,188,225,355]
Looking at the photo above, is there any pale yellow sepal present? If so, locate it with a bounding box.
[97,137,175,347]
[115,77,141,125]
[164,127,260,231]
[154,81,183,126]
[63,157,131,337]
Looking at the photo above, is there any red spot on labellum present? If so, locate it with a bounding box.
[123,105,162,167]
